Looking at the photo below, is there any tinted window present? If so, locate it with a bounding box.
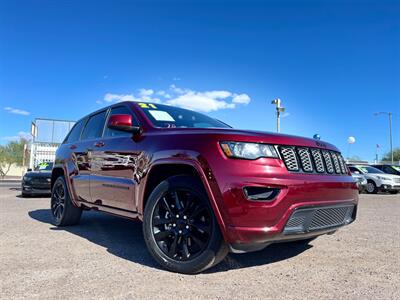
[355,165,384,174]
[139,103,231,129]
[65,120,85,143]
[383,166,396,174]
[349,167,359,173]
[81,111,107,140]
[104,106,138,137]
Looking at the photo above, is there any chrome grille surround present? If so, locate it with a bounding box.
[330,152,342,174]
[311,149,325,173]
[284,204,355,234]
[322,150,334,174]
[280,147,299,171]
[297,148,313,172]
[278,146,347,175]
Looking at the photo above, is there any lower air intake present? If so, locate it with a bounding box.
[284,204,355,234]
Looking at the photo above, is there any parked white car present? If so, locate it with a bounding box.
[348,165,400,194]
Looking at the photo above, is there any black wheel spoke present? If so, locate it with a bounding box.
[153,217,170,226]
[182,237,190,258]
[190,232,206,248]
[173,191,183,211]
[161,197,173,215]
[168,235,179,257]
[190,205,206,219]
[151,188,211,261]
[154,230,171,241]
[192,221,210,234]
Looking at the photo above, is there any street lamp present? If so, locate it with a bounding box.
[374,112,393,164]
[271,98,285,133]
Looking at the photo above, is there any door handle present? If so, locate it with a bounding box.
[69,145,77,150]
[94,141,105,148]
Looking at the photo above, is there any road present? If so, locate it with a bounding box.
[1,182,399,299]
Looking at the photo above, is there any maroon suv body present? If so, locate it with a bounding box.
[51,101,358,273]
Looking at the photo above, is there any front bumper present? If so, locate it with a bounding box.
[380,184,400,191]
[22,182,51,195]
[209,158,359,251]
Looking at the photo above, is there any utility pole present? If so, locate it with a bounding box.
[374,112,393,164]
[271,98,285,133]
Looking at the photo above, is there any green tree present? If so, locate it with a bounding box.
[0,139,26,178]
[381,148,400,162]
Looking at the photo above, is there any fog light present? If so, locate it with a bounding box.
[243,187,280,201]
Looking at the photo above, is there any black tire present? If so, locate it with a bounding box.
[143,175,228,274]
[366,180,378,194]
[389,191,399,194]
[51,176,82,226]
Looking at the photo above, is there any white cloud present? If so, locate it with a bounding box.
[104,93,137,102]
[1,131,32,141]
[281,112,290,118]
[4,107,30,116]
[232,93,251,104]
[138,89,154,97]
[102,85,251,112]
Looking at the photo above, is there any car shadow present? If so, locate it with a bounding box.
[28,209,311,274]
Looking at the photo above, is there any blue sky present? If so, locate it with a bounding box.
[0,0,399,160]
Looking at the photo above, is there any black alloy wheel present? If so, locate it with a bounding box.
[143,175,228,274]
[50,176,82,226]
[51,180,66,221]
[151,189,212,261]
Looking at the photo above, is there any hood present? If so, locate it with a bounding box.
[366,173,400,180]
[24,171,52,178]
[150,127,340,152]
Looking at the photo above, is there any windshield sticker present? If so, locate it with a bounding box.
[138,103,157,109]
[148,110,175,122]
[392,166,400,171]
[38,163,49,170]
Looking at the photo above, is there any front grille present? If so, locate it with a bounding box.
[279,146,347,175]
[284,204,355,234]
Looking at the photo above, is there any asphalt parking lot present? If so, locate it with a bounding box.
[1,181,399,300]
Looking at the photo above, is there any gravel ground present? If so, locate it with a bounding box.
[1,183,399,300]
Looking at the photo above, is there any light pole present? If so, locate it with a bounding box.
[271,98,285,133]
[374,112,393,164]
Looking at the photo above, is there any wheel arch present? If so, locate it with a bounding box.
[138,160,228,241]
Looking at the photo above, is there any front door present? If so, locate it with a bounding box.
[89,105,140,211]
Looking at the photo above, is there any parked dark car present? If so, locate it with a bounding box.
[373,164,400,176]
[51,101,358,274]
[22,162,53,197]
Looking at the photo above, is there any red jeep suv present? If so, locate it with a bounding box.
[51,101,358,273]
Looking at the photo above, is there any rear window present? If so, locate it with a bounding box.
[65,119,85,143]
[81,111,107,140]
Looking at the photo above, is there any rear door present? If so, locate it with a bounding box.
[63,118,92,202]
[89,105,140,211]
[78,110,108,204]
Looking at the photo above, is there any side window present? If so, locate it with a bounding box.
[349,167,359,174]
[81,111,107,140]
[65,119,85,143]
[383,166,395,174]
[104,106,138,137]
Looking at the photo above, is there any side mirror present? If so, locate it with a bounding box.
[107,114,140,133]
[27,168,32,172]
[353,171,360,174]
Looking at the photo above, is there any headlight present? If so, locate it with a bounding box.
[220,141,279,160]
[377,176,390,181]
[23,175,31,182]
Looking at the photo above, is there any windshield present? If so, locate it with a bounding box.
[138,103,231,129]
[34,162,54,171]
[356,166,384,174]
